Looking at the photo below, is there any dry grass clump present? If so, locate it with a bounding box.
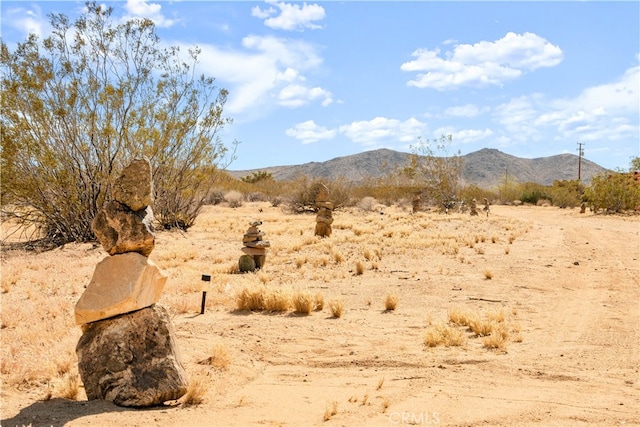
[45,372,80,401]
[323,401,339,421]
[314,292,325,311]
[424,323,466,347]
[329,299,344,318]
[263,288,291,312]
[355,261,364,275]
[384,293,398,311]
[292,290,314,314]
[236,286,266,311]
[448,307,475,327]
[207,343,232,369]
[181,376,207,406]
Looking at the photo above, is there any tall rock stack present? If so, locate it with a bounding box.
[239,220,270,272]
[75,159,188,407]
[412,192,422,213]
[314,184,333,238]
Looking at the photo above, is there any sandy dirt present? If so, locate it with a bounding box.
[1,204,639,426]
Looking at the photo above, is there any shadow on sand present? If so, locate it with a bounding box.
[1,398,173,427]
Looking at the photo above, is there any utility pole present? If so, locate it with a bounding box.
[577,142,585,181]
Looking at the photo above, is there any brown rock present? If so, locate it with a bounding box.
[315,222,332,237]
[76,304,188,407]
[241,247,267,256]
[316,215,334,225]
[244,240,271,248]
[113,159,153,212]
[75,253,167,325]
[92,201,155,256]
[243,232,265,242]
[315,184,329,203]
[238,254,256,272]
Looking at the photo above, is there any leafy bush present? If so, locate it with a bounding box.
[1,2,235,246]
[549,180,583,209]
[584,172,640,213]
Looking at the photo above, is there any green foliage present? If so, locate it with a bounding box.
[584,172,640,213]
[407,135,463,210]
[460,185,497,205]
[518,182,550,205]
[630,156,640,172]
[548,180,583,209]
[241,171,273,183]
[1,2,236,245]
[284,175,352,213]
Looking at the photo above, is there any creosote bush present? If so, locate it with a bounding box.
[1,2,236,246]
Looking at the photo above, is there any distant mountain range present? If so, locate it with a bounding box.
[228,148,608,189]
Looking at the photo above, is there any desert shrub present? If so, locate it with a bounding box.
[224,190,244,208]
[549,180,583,208]
[518,182,550,205]
[584,171,640,213]
[0,3,236,245]
[406,135,463,210]
[284,175,353,213]
[357,196,378,211]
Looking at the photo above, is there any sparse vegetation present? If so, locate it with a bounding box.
[384,294,398,311]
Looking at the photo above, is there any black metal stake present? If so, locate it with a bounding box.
[201,274,211,314]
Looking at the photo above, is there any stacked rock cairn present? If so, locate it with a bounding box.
[314,184,333,237]
[469,198,479,216]
[239,220,270,272]
[412,192,422,213]
[74,159,188,407]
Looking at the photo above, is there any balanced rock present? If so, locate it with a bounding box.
[113,158,153,212]
[92,201,155,256]
[76,304,188,407]
[314,187,333,238]
[75,252,167,325]
[239,220,269,272]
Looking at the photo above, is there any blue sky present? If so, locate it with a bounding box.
[2,1,638,172]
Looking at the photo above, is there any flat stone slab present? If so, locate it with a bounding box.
[241,247,267,255]
[75,253,167,325]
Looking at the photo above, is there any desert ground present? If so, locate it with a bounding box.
[1,202,639,426]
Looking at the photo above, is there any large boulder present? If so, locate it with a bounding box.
[113,158,153,212]
[92,201,155,256]
[75,252,167,325]
[76,304,188,407]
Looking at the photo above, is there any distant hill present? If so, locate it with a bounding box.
[228,148,608,189]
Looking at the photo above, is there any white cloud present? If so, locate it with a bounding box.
[286,120,336,144]
[433,127,494,144]
[193,35,330,115]
[2,5,48,38]
[252,0,325,31]
[122,0,176,28]
[444,104,484,117]
[490,62,639,151]
[338,117,427,146]
[401,32,563,91]
[278,85,333,108]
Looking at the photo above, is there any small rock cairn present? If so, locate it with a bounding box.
[239,220,270,272]
[470,198,479,216]
[314,184,333,237]
[74,159,188,407]
[483,198,490,217]
[412,192,422,213]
